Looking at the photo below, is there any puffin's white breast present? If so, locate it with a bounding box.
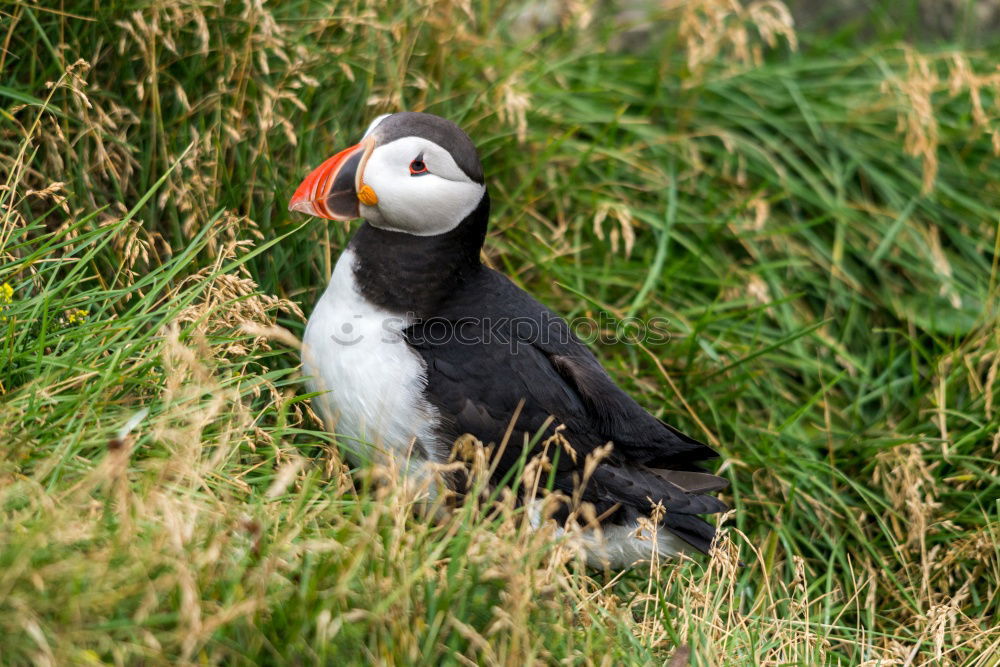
[302,249,440,477]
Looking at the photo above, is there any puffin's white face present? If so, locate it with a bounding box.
[288,112,486,237]
[359,136,485,236]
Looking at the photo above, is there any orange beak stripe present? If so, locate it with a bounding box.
[288,137,376,221]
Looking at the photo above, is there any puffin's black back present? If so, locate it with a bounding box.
[404,263,727,552]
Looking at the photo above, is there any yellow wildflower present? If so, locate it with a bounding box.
[0,283,12,305]
[66,309,88,324]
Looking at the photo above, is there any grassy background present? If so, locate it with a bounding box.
[2,0,999,664]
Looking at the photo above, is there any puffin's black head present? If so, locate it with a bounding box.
[289,112,486,236]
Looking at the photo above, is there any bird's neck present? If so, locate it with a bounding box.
[347,191,490,316]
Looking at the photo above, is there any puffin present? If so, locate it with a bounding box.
[289,112,728,567]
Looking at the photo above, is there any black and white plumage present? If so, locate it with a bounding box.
[290,112,728,567]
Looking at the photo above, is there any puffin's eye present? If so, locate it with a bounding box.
[409,158,428,176]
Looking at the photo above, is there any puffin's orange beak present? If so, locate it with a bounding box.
[288,136,377,220]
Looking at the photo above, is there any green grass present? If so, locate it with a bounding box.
[2,0,999,664]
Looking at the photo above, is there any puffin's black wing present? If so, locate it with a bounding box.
[404,269,728,553]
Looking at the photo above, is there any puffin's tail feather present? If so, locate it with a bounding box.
[649,468,729,494]
[663,514,719,554]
